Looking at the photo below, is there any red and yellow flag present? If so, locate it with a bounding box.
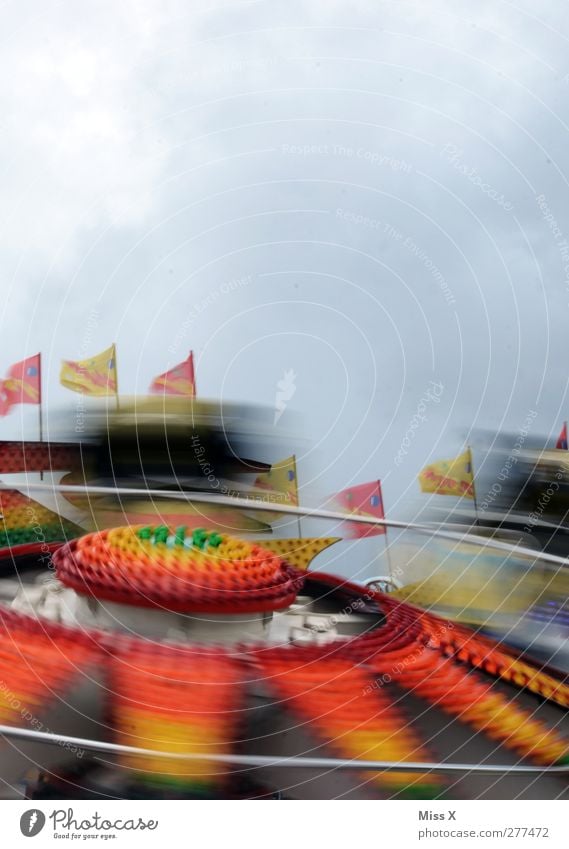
[60,344,117,396]
[334,480,385,538]
[418,448,475,499]
[0,354,41,416]
[150,352,196,397]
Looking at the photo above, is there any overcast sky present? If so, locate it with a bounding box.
[2,0,569,538]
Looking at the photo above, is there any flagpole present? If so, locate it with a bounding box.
[292,454,302,538]
[38,352,44,481]
[468,446,480,527]
[379,479,394,580]
[190,350,196,398]
[189,351,195,430]
[565,421,567,451]
[113,344,119,411]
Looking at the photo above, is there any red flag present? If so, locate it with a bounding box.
[556,423,568,450]
[0,354,41,417]
[334,480,385,538]
[149,352,196,397]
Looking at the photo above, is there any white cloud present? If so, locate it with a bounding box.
[0,0,200,271]
[1,0,569,530]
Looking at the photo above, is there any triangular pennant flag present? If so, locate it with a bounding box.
[334,480,385,538]
[150,352,196,397]
[0,354,41,416]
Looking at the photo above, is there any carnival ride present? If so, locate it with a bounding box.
[0,425,568,800]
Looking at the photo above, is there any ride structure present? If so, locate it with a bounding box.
[0,520,568,800]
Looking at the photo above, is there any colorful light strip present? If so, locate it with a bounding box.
[0,441,78,474]
[54,525,304,613]
[379,595,569,709]
[258,648,442,798]
[0,489,81,548]
[110,643,244,793]
[0,609,100,726]
[0,528,566,801]
[333,585,569,765]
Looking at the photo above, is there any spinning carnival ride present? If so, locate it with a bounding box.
[0,437,568,800]
[0,519,567,800]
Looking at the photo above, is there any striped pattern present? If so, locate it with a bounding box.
[259,649,442,797]
[341,587,569,765]
[110,643,243,793]
[0,527,567,797]
[0,489,82,548]
[0,609,100,726]
[422,610,569,709]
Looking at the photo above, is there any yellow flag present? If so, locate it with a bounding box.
[260,537,340,571]
[60,344,117,397]
[418,448,474,499]
[252,455,299,521]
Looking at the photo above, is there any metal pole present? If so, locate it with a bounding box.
[468,445,479,527]
[113,343,119,411]
[1,724,568,774]
[190,350,196,398]
[292,454,302,538]
[37,352,44,481]
[378,480,394,579]
[6,480,569,571]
